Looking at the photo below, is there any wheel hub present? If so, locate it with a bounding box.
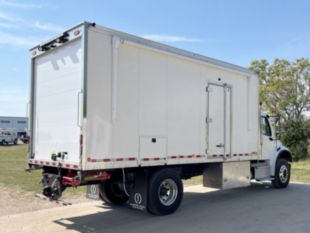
[279,164,288,183]
[158,178,178,206]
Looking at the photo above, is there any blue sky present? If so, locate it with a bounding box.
[0,0,309,116]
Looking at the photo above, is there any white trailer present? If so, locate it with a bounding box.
[28,22,292,215]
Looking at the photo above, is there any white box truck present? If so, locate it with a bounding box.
[28,22,292,215]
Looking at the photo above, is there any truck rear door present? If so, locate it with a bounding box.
[32,37,83,165]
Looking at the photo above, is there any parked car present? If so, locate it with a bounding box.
[0,129,18,145]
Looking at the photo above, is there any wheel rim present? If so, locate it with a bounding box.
[158,178,178,206]
[279,164,289,183]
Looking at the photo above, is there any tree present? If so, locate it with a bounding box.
[280,118,310,161]
[249,58,310,160]
[249,58,310,121]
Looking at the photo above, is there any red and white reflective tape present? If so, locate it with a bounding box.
[168,154,205,159]
[86,157,138,163]
[211,153,252,158]
[86,154,206,163]
[28,159,79,169]
[142,157,165,161]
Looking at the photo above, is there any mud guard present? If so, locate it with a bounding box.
[128,170,148,211]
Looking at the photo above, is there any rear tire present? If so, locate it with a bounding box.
[99,180,129,205]
[147,168,183,215]
[272,158,290,188]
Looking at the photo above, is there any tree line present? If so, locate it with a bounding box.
[249,58,310,161]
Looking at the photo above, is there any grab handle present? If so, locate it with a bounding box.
[77,91,83,127]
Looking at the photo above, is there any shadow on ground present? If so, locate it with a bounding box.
[53,183,310,233]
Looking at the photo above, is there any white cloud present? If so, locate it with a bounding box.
[33,21,64,33]
[0,31,44,47]
[0,12,63,33]
[0,22,18,28]
[0,12,16,22]
[0,0,42,9]
[142,34,202,43]
[0,85,28,117]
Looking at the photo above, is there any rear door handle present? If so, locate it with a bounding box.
[216,143,224,148]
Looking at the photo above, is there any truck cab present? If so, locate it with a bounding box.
[260,114,292,187]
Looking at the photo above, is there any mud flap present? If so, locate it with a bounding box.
[128,170,148,211]
[86,184,100,200]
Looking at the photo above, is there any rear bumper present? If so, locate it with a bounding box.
[28,159,80,170]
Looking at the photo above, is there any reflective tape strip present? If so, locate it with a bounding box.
[28,160,79,169]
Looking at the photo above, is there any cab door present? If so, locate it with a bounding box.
[261,116,277,159]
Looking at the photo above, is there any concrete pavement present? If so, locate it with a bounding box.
[0,183,309,233]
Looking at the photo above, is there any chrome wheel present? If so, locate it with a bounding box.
[158,178,178,206]
[279,164,289,183]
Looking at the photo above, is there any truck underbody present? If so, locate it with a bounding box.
[32,154,291,215]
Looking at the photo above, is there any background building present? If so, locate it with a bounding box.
[0,116,28,137]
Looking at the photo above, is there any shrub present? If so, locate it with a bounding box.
[280,118,310,161]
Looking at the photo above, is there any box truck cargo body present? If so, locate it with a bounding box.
[28,22,292,215]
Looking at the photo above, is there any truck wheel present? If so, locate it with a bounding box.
[99,180,129,205]
[14,139,18,145]
[147,168,183,215]
[272,158,290,188]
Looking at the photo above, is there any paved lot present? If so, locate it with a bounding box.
[0,183,309,233]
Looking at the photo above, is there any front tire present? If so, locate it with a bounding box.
[99,180,129,205]
[272,158,290,188]
[147,168,183,215]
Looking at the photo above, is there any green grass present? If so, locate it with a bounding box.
[291,159,310,183]
[0,145,309,195]
[0,145,85,195]
[0,145,42,192]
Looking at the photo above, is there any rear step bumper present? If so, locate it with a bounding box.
[28,159,79,169]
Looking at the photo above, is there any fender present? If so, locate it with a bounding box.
[270,145,292,176]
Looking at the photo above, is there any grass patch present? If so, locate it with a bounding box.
[0,145,85,195]
[0,145,309,194]
[291,159,310,183]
